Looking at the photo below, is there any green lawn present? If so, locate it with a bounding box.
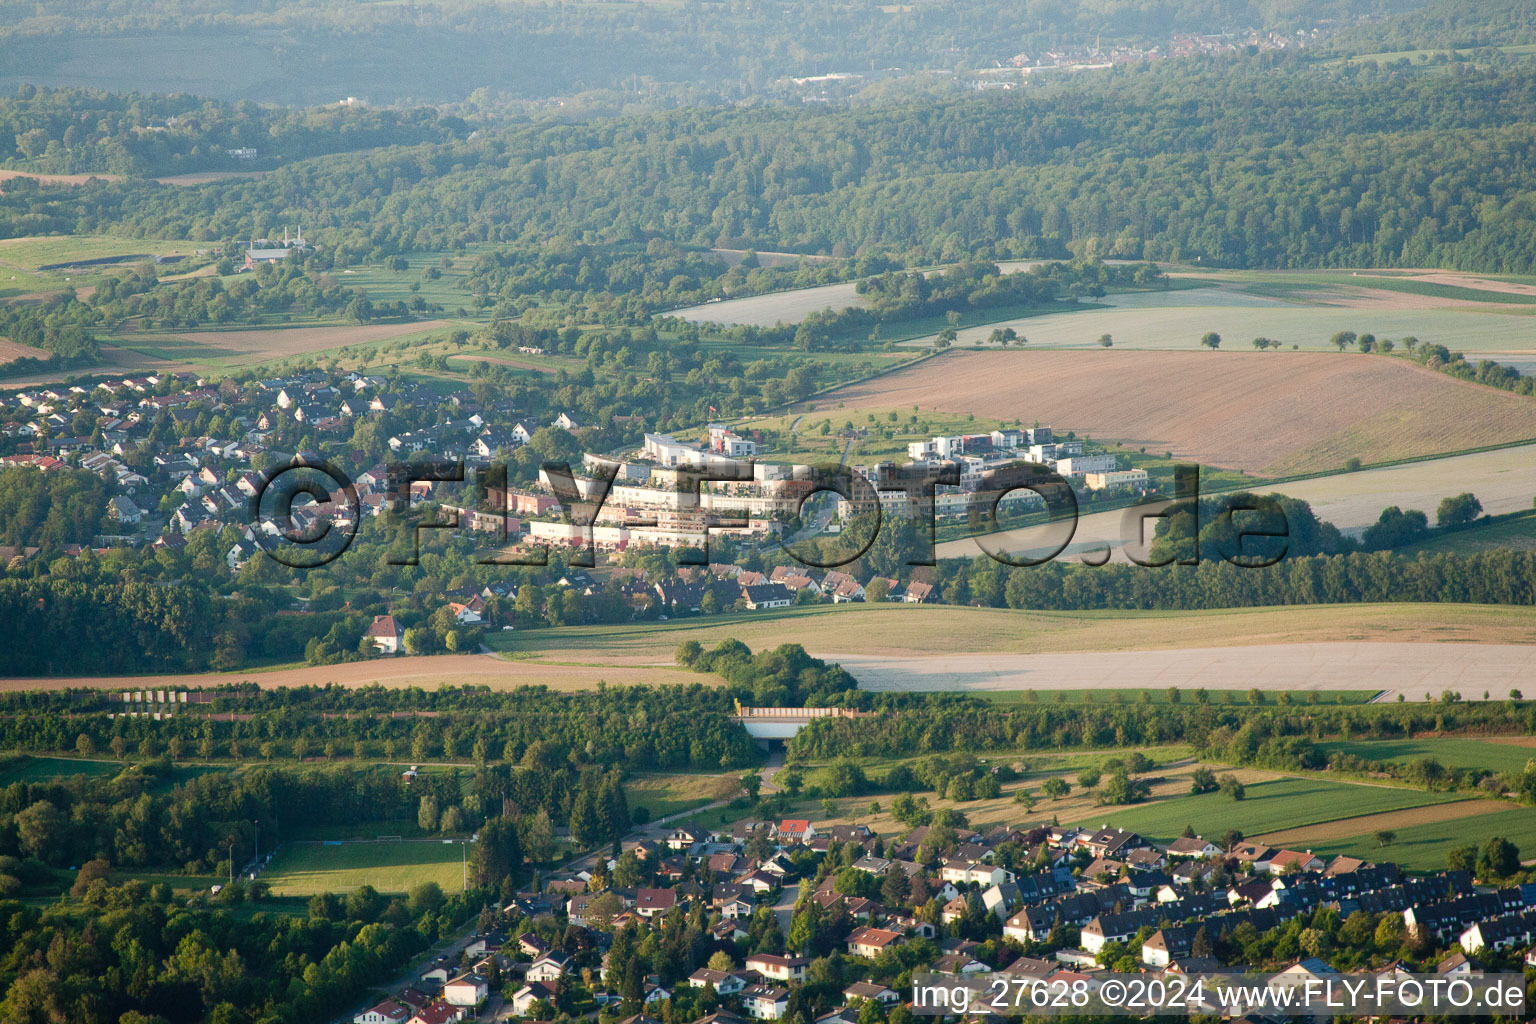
[1398,509,1536,556]
[1069,777,1456,841]
[261,840,469,895]
[0,755,122,784]
[624,773,742,821]
[1297,808,1536,871]
[1316,737,1536,775]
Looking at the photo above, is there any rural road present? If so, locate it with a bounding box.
[831,642,1536,701]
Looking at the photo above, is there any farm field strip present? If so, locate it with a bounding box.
[839,642,1536,701]
[810,348,1536,476]
[1315,737,1536,774]
[936,441,1536,560]
[483,603,1536,662]
[1282,807,1536,870]
[1251,798,1518,847]
[1068,776,1458,841]
[0,652,710,692]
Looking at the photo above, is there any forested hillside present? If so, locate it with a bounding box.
[8,57,1536,271]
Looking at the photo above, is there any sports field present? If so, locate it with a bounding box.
[1069,776,1457,841]
[261,840,467,895]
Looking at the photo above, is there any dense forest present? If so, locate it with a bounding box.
[10,58,1536,272]
[0,85,462,176]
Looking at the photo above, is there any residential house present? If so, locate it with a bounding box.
[406,1006,462,1024]
[635,888,678,919]
[443,975,488,1008]
[846,927,903,958]
[745,954,808,983]
[843,982,900,1005]
[741,985,790,1020]
[688,969,749,996]
[365,615,404,654]
[1142,926,1197,967]
[1165,836,1221,859]
[354,1002,411,1024]
[527,952,572,982]
[509,982,557,1016]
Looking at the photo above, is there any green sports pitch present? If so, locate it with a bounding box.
[260,839,468,895]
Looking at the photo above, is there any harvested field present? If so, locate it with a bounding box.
[674,282,864,326]
[0,653,711,693]
[812,349,1536,474]
[153,170,270,185]
[0,338,50,362]
[0,168,121,187]
[921,298,1536,354]
[1252,799,1516,847]
[173,320,449,358]
[937,442,1536,561]
[488,602,1536,663]
[842,641,1536,702]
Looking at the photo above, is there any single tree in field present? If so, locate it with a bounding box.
[935,328,956,350]
[1436,492,1482,528]
[1098,333,1114,347]
[1200,332,1221,349]
[1375,830,1397,848]
[1357,333,1376,353]
[1041,777,1070,800]
[1331,330,1356,351]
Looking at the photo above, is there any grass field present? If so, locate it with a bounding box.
[1071,776,1457,841]
[624,773,743,821]
[1283,807,1536,870]
[0,755,121,784]
[106,318,454,371]
[807,349,1536,476]
[261,840,468,895]
[1399,509,1536,555]
[893,284,1536,355]
[1315,737,1536,774]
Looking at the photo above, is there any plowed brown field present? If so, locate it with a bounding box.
[814,350,1536,474]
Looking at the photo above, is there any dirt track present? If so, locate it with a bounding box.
[813,349,1536,475]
